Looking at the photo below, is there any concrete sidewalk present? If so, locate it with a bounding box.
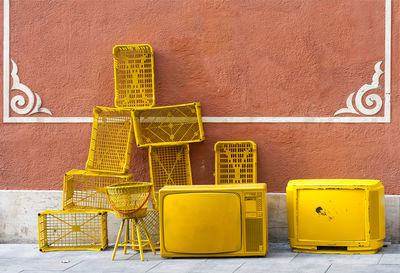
[1,243,400,273]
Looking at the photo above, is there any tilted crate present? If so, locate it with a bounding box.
[85,106,134,174]
[63,169,133,211]
[133,103,204,147]
[214,141,257,184]
[113,44,155,109]
[149,144,192,206]
[133,209,160,250]
[38,210,107,252]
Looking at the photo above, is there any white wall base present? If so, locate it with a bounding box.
[0,190,398,244]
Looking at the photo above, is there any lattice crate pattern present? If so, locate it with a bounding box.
[63,169,133,211]
[38,210,108,252]
[149,144,192,198]
[133,103,205,147]
[113,44,155,108]
[85,106,134,174]
[133,209,160,250]
[214,141,257,184]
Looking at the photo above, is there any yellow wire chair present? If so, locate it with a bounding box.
[105,182,156,261]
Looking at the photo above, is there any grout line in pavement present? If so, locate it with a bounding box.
[288,253,299,263]
[145,261,163,272]
[63,260,85,272]
[324,264,332,273]
[377,254,384,265]
[232,262,246,273]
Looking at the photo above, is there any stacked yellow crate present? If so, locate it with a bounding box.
[39,107,135,251]
[113,45,205,250]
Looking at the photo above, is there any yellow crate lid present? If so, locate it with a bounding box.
[160,183,266,192]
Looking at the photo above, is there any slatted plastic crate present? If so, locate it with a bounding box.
[133,103,204,147]
[113,44,155,108]
[63,169,133,211]
[133,209,160,250]
[214,141,257,184]
[149,144,192,204]
[38,210,108,252]
[85,106,134,174]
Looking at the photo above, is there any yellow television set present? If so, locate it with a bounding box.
[159,183,268,257]
[286,179,385,254]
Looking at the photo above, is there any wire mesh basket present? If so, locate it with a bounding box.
[214,141,257,184]
[106,182,153,219]
[133,209,160,250]
[149,144,192,206]
[133,103,205,147]
[38,210,108,252]
[113,44,155,109]
[85,106,134,174]
[63,169,133,211]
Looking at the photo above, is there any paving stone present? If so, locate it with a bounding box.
[291,252,382,265]
[327,264,400,273]
[147,259,207,273]
[235,262,330,273]
[379,254,400,264]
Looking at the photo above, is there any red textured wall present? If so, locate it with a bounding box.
[1,0,399,193]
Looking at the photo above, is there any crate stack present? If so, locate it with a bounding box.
[39,107,135,252]
[113,44,205,250]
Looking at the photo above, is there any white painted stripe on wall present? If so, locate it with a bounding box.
[2,0,392,124]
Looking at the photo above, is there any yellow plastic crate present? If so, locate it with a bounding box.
[149,144,192,206]
[214,141,257,184]
[85,106,134,174]
[113,44,155,108]
[287,179,385,254]
[38,210,108,252]
[63,169,133,211]
[133,209,160,250]
[133,103,205,147]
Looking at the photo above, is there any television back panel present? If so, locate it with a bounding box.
[286,179,385,254]
[159,183,267,257]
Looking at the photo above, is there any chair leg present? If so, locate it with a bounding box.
[112,219,125,261]
[140,218,156,255]
[135,218,144,261]
[131,219,135,250]
[124,219,129,254]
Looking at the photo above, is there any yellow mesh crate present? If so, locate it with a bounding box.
[38,210,108,252]
[214,141,257,184]
[63,169,133,211]
[149,144,192,198]
[133,209,160,250]
[113,44,155,108]
[133,103,205,147]
[85,106,134,174]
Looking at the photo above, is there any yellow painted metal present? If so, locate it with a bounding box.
[159,183,268,257]
[63,169,133,211]
[286,179,385,254]
[85,106,134,174]
[133,102,205,147]
[149,144,192,207]
[106,182,156,261]
[214,141,257,184]
[133,209,160,250]
[113,44,155,109]
[38,210,107,252]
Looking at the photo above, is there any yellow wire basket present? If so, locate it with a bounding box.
[85,106,134,174]
[113,44,155,109]
[106,182,153,219]
[38,210,108,252]
[133,102,205,147]
[214,141,257,184]
[63,169,133,211]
